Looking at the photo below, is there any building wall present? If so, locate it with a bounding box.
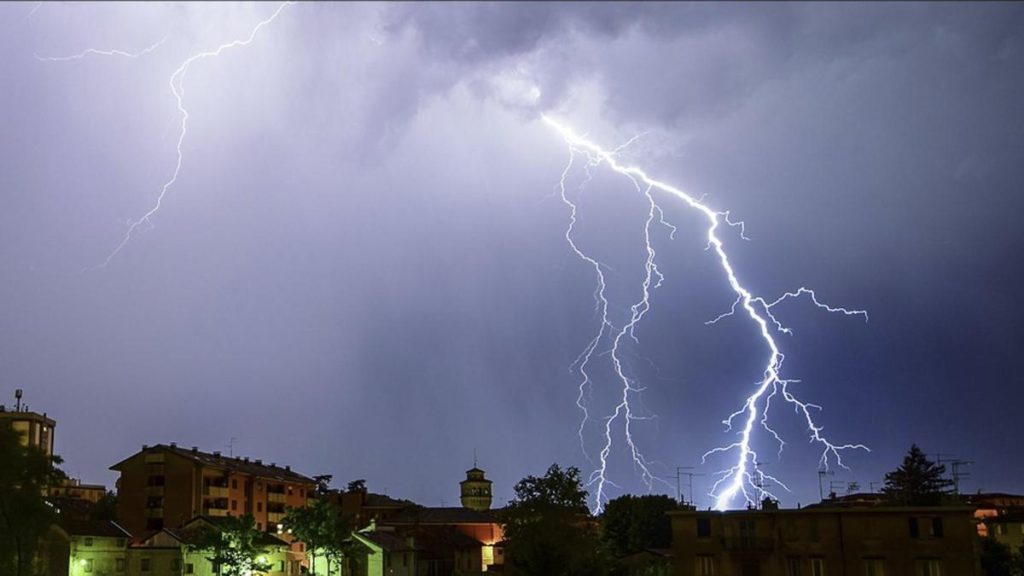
[671,507,979,576]
[68,534,128,576]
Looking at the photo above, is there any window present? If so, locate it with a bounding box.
[232,479,238,489]
[864,559,885,576]
[145,518,163,530]
[403,552,408,567]
[930,518,943,538]
[82,559,94,573]
[809,518,820,541]
[258,522,262,531]
[300,488,305,498]
[231,500,238,511]
[787,557,802,576]
[257,502,263,512]
[83,537,94,547]
[116,538,125,548]
[918,560,941,576]
[696,517,712,538]
[696,555,715,576]
[171,559,180,571]
[909,518,920,538]
[810,558,825,576]
[185,564,194,574]
[140,558,151,572]
[116,558,126,572]
[257,482,262,491]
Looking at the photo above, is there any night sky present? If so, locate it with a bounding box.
[2,2,1023,511]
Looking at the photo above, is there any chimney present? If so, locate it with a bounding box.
[213,451,221,457]
[285,465,291,471]
[192,447,198,453]
[142,444,148,450]
[170,442,177,448]
[244,457,250,463]
[255,459,263,465]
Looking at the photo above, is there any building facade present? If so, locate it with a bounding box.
[0,402,56,456]
[110,443,315,537]
[670,505,979,576]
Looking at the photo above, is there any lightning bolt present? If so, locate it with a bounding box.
[34,36,168,62]
[544,115,868,511]
[39,2,295,269]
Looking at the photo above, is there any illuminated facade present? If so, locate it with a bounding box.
[670,504,979,576]
[0,404,56,456]
[460,467,493,511]
[110,443,315,539]
[50,478,107,504]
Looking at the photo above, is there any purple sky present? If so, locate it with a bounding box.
[2,2,1023,510]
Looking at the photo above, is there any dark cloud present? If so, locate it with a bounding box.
[1,2,1022,508]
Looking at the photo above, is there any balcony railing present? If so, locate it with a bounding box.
[203,486,229,498]
[268,492,287,504]
[144,485,164,496]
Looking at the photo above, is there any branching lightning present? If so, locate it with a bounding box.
[544,116,869,511]
[34,36,168,62]
[36,2,295,269]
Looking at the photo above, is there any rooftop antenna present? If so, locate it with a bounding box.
[950,459,974,495]
[226,437,237,457]
[675,466,704,505]
[818,469,835,500]
[473,447,478,468]
[15,389,22,411]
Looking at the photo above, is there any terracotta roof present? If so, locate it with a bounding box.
[357,530,413,552]
[385,506,499,525]
[59,519,131,538]
[110,444,315,484]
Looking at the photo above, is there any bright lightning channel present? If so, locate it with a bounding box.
[34,36,168,62]
[50,2,294,269]
[544,116,869,512]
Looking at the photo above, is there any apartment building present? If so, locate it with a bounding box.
[670,503,979,576]
[110,443,315,536]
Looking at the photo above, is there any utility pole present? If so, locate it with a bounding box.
[818,469,834,501]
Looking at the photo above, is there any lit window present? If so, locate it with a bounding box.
[864,558,885,576]
[787,558,801,576]
[696,555,715,575]
[83,537,94,547]
[82,559,94,573]
[810,558,825,576]
[929,518,943,538]
[918,559,942,576]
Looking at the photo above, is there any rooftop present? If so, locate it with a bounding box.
[110,443,315,484]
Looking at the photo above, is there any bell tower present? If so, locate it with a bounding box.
[460,465,493,511]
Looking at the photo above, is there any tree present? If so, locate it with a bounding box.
[0,424,65,576]
[601,494,676,558]
[89,491,118,522]
[501,464,606,576]
[882,445,954,505]
[345,479,366,493]
[284,497,350,576]
[187,515,274,576]
[979,537,1024,576]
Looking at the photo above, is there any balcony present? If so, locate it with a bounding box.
[144,485,164,496]
[144,508,163,518]
[203,486,229,498]
[268,492,286,504]
[204,508,229,517]
[268,511,285,524]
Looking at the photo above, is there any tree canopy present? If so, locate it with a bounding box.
[284,497,350,576]
[187,515,273,576]
[882,444,954,505]
[501,464,605,576]
[0,424,64,576]
[601,494,676,558]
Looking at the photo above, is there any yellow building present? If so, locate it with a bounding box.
[39,519,131,576]
[50,478,108,504]
[0,393,56,456]
[669,504,979,576]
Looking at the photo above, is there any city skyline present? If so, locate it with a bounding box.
[2,2,1023,511]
